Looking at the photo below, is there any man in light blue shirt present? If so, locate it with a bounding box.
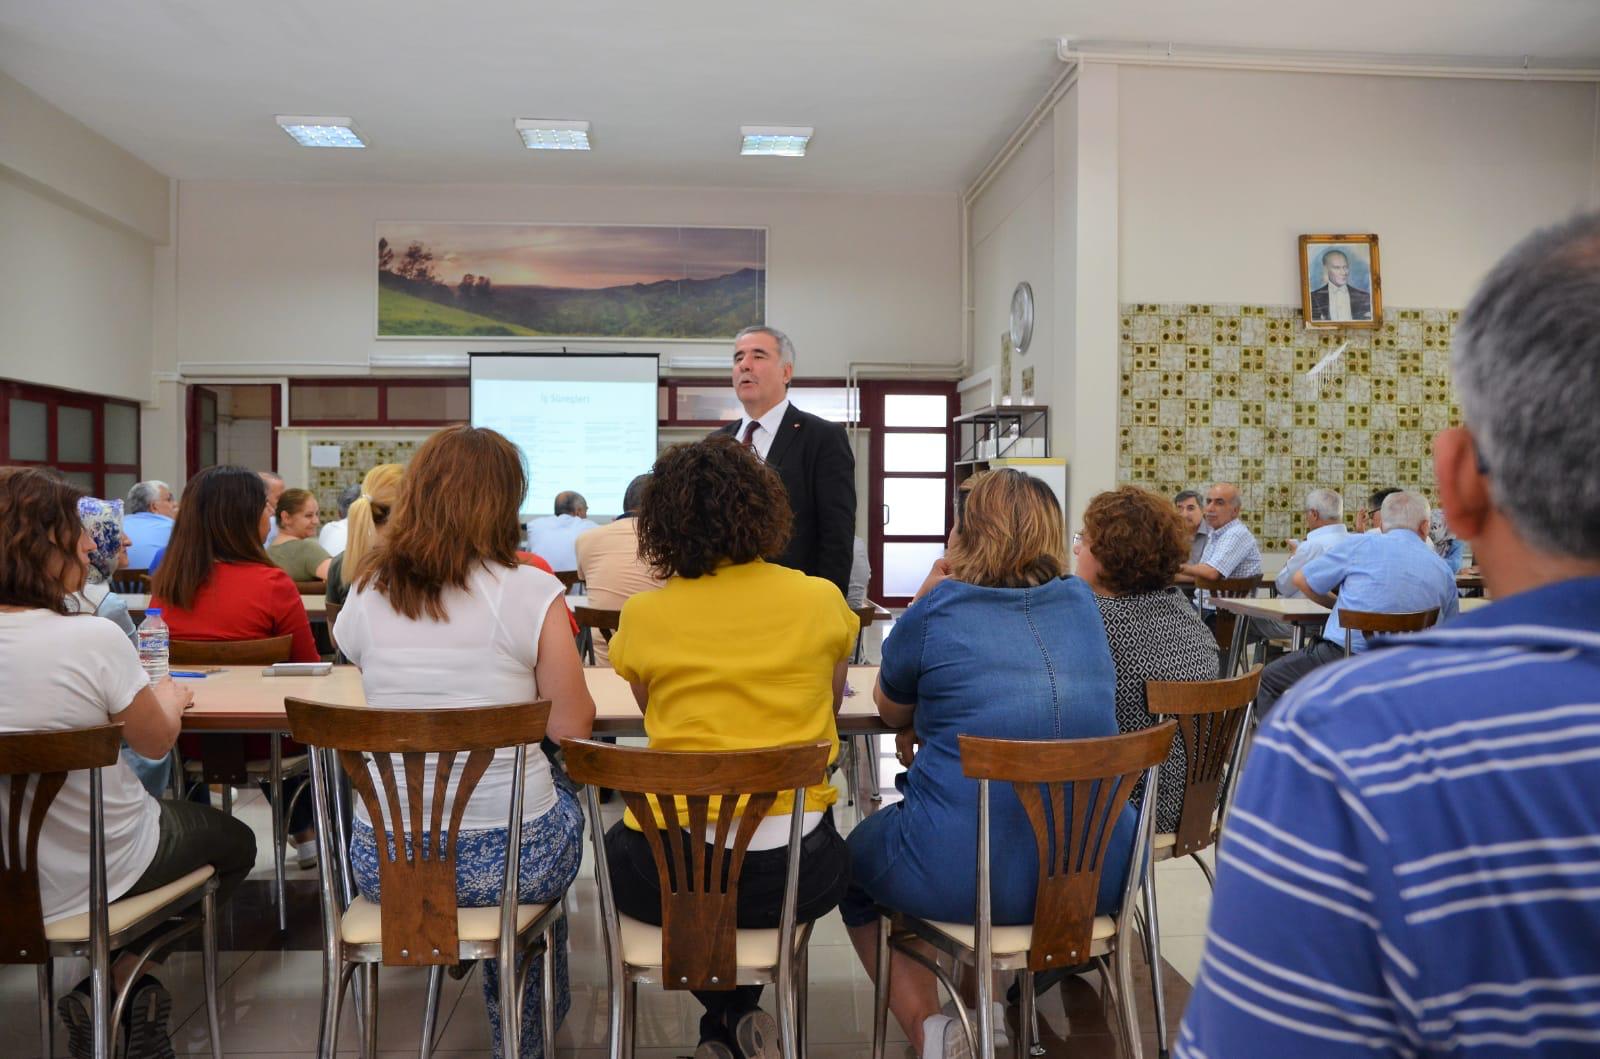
[123,480,176,568]
[1275,488,1348,597]
[1255,489,1457,712]
[525,490,598,573]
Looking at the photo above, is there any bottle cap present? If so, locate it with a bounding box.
[146,608,161,616]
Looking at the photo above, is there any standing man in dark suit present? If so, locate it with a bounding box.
[713,325,856,594]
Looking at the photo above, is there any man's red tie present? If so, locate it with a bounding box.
[741,420,759,449]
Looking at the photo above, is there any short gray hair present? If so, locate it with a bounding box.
[1304,488,1343,521]
[1173,490,1202,506]
[126,480,169,514]
[1380,490,1430,534]
[734,325,795,365]
[1454,213,1600,558]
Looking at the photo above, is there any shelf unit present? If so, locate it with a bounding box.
[953,405,1051,487]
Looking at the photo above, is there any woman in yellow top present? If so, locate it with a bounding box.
[607,435,858,1059]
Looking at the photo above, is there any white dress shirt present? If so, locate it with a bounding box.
[734,397,791,462]
[525,513,599,572]
[1328,283,1353,322]
[1275,522,1349,598]
[318,518,349,556]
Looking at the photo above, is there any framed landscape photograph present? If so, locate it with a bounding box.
[376,222,766,339]
[1300,233,1381,329]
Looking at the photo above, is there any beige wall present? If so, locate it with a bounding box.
[1118,67,1600,306]
[172,181,962,379]
[0,74,169,405]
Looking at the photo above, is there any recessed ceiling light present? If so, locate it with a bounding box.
[515,119,591,150]
[740,125,812,157]
[275,115,366,148]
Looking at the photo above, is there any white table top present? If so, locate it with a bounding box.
[181,664,887,736]
[1214,594,1490,623]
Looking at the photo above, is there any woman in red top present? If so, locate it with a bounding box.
[151,466,318,661]
[151,464,319,862]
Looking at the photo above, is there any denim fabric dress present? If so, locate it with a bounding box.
[842,575,1133,927]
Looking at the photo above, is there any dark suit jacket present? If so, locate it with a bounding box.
[1310,284,1373,321]
[714,402,856,594]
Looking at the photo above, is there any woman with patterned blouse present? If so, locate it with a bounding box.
[1073,486,1219,833]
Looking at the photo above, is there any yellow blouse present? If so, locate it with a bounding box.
[608,559,858,830]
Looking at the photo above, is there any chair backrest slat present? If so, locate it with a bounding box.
[572,606,622,634]
[1339,608,1440,636]
[959,725,1175,972]
[286,699,550,967]
[0,725,122,966]
[1146,668,1261,857]
[170,635,294,666]
[565,740,829,991]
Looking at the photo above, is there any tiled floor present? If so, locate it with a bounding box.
[2,763,1213,1058]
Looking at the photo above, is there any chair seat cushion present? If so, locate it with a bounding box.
[618,913,788,969]
[339,895,551,944]
[921,914,1115,957]
[46,866,215,942]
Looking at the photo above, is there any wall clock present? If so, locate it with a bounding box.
[1010,282,1034,356]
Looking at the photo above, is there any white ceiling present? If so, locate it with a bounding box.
[3,0,1598,193]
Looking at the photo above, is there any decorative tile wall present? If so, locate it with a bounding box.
[1117,303,1462,545]
[307,438,421,523]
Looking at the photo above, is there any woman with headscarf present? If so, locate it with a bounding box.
[69,498,172,796]
[68,496,137,643]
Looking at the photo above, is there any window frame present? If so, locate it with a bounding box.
[0,378,141,497]
[287,377,471,427]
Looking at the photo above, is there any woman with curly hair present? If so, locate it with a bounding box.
[604,435,858,1059]
[842,468,1125,1059]
[1074,486,1219,835]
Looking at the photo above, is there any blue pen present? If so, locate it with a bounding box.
[170,670,209,679]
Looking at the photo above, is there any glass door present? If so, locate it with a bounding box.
[861,382,956,608]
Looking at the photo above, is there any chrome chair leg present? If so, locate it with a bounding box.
[36,961,52,1059]
[420,965,443,1059]
[1143,864,1170,1059]
[1019,969,1046,1056]
[620,980,637,1059]
[270,734,288,932]
[201,885,224,1059]
[360,964,380,1059]
[796,942,811,1059]
[1115,945,1144,1059]
[871,917,891,1059]
[541,929,558,1059]
[1194,852,1216,889]
[324,962,356,1059]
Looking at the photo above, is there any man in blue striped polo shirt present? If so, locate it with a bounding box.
[1179,213,1600,1056]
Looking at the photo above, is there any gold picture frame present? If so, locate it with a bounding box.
[1300,233,1382,330]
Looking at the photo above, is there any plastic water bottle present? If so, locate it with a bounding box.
[137,608,170,685]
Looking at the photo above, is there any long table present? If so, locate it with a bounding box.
[1214,595,1491,675]
[181,664,888,736]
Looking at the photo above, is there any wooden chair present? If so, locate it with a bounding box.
[1139,668,1263,1059]
[323,600,342,656]
[0,724,224,1059]
[286,698,565,1059]
[172,636,304,930]
[1340,607,1440,656]
[1193,575,1263,675]
[573,606,621,666]
[870,724,1177,1059]
[110,568,150,595]
[553,570,582,592]
[562,739,832,1059]
[295,579,327,595]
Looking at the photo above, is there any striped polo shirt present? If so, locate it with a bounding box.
[1178,575,1600,1057]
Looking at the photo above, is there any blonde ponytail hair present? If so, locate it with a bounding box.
[343,463,404,584]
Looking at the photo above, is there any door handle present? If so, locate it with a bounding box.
[882,503,891,526]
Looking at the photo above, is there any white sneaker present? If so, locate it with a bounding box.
[920,1013,972,1059]
[941,1000,1008,1052]
[294,839,318,870]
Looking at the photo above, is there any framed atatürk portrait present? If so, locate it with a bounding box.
[1300,234,1381,329]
